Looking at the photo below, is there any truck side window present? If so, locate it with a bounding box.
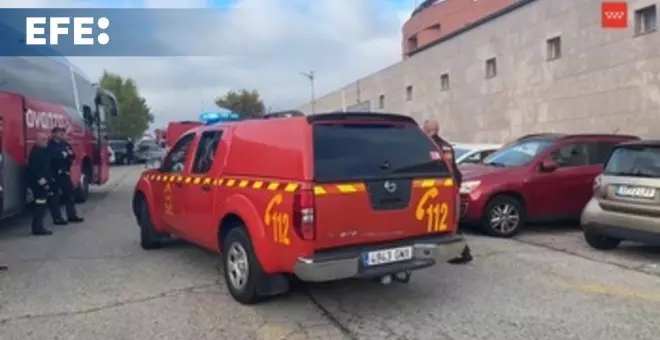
[192,131,223,174]
[162,133,195,173]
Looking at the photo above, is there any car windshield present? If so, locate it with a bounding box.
[604,146,660,178]
[453,147,470,158]
[108,141,126,150]
[484,139,552,167]
[313,122,450,181]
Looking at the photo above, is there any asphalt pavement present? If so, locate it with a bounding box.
[1,166,659,340]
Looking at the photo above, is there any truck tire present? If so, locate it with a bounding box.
[138,199,163,250]
[222,226,265,304]
[74,174,90,203]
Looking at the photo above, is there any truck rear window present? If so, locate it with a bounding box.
[313,123,450,182]
[604,146,660,178]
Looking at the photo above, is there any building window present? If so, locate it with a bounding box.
[546,36,561,60]
[635,5,657,35]
[378,94,385,109]
[485,58,497,79]
[405,85,413,101]
[428,23,441,32]
[440,73,450,91]
[407,35,418,51]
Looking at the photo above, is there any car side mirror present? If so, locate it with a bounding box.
[540,158,559,172]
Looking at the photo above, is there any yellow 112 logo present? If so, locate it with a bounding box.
[415,187,448,233]
[264,194,291,245]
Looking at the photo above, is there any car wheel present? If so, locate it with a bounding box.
[482,195,525,238]
[584,231,621,250]
[138,199,163,250]
[222,226,265,304]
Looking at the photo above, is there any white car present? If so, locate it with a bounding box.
[451,143,502,165]
[107,145,116,164]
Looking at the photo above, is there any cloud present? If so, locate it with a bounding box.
[1,0,414,129]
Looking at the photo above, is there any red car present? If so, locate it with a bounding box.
[459,133,638,237]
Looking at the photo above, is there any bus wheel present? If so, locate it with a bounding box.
[74,173,90,203]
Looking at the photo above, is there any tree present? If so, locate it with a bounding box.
[215,89,265,119]
[99,71,154,139]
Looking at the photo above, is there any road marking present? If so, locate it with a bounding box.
[255,322,301,340]
[554,278,660,302]
[578,283,660,302]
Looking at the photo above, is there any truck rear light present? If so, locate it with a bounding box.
[294,187,315,240]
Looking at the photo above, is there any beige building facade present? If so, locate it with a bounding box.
[296,0,660,143]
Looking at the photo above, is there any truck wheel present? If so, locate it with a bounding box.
[482,195,525,238]
[138,199,163,250]
[222,227,265,304]
[584,231,621,250]
[74,174,90,203]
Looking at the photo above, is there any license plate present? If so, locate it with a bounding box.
[363,246,413,266]
[615,185,656,199]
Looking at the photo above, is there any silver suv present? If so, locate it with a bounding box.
[581,140,660,250]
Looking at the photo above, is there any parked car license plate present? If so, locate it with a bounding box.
[363,246,413,266]
[615,185,656,199]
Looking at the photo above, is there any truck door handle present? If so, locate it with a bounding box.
[175,182,183,188]
[201,185,211,192]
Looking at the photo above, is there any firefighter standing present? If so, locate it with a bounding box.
[27,133,54,235]
[423,119,462,185]
[126,139,134,164]
[48,127,84,224]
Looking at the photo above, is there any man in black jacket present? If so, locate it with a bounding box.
[423,119,462,185]
[48,127,84,224]
[27,132,54,235]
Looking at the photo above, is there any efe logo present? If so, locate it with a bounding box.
[602,2,628,28]
[25,16,110,45]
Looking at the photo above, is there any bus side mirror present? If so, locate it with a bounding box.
[106,96,119,117]
[96,88,119,117]
[82,105,93,122]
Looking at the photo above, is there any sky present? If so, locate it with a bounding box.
[1,0,416,131]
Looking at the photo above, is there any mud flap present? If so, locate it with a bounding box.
[256,273,290,296]
[448,244,473,265]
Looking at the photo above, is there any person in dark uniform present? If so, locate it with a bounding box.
[27,132,54,235]
[423,119,462,185]
[126,139,134,164]
[48,127,84,224]
[424,120,472,263]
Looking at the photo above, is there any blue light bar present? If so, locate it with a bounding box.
[199,110,240,125]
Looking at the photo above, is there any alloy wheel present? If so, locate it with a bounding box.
[227,242,250,291]
[489,203,520,234]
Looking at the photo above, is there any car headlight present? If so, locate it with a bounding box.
[459,180,481,194]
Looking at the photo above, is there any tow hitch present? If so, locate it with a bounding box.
[448,245,473,265]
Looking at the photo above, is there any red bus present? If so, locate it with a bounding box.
[165,121,202,149]
[0,57,118,219]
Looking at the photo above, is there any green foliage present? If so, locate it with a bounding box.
[215,89,265,119]
[99,71,154,139]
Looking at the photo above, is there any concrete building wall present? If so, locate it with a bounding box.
[297,0,660,143]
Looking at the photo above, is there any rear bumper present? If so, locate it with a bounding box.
[294,234,471,282]
[582,198,660,245]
